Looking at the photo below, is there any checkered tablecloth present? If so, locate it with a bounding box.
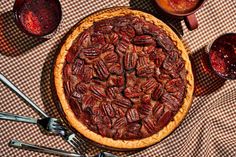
[0,0,235,157]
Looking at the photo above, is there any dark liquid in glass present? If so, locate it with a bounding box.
[14,0,62,36]
[209,33,236,79]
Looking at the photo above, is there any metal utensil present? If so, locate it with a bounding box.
[0,112,65,135]
[0,73,83,153]
[0,73,48,117]
[9,139,83,157]
[9,140,117,157]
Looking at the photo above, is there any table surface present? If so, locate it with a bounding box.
[0,0,235,157]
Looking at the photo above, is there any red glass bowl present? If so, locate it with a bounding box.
[206,33,236,80]
[13,0,62,39]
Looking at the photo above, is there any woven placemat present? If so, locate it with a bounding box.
[0,0,235,157]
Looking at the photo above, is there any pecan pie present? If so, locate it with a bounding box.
[54,7,194,149]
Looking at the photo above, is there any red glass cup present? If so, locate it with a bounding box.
[206,33,236,80]
[13,0,62,39]
[155,0,206,30]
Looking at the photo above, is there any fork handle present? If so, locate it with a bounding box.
[0,74,48,118]
[0,112,37,124]
[9,139,84,157]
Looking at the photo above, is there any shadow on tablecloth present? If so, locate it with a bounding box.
[190,48,226,97]
[0,11,46,57]
[129,0,184,37]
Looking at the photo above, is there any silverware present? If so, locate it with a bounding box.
[0,112,65,135]
[0,73,84,154]
[0,73,48,117]
[9,140,117,157]
[9,139,83,157]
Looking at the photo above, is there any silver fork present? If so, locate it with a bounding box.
[0,112,65,135]
[0,73,85,154]
[9,139,117,157]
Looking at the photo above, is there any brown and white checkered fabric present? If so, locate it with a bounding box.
[0,0,235,157]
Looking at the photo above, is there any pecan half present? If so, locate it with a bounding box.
[63,64,72,80]
[94,25,113,34]
[155,33,174,51]
[116,39,130,54]
[126,108,140,123]
[141,78,157,92]
[106,32,119,45]
[102,101,115,118]
[132,35,156,46]
[124,87,144,98]
[82,95,95,111]
[139,102,153,116]
[109,63,123,75]
[161,92,180,108]
[107,75,124,87]
[157,110,172,129]
[141,116,157,136]
[90,86,106,100]
[165,78,184,93]
[120,25,135,38]
[151,83,164,101]
[103,51,118,63]
[82,66,93,83]
[72,58,84,75]
[94,59,109,80]
[81,47,101,59]
[153,102,164,120]
[124,52,138,70]
[106,87,119,99]
[112,96,132,108]
[113,117,127,129]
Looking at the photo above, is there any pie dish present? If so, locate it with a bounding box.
[54,7,194,149]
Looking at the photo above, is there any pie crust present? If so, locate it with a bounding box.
[54,7,194,149]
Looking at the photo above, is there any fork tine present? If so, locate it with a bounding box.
[54,125,65,131]
[71,138,80,148]
[72,136,83,144]
[68,140,82,154]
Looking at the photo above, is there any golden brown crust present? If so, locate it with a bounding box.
[54,7,194,149]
